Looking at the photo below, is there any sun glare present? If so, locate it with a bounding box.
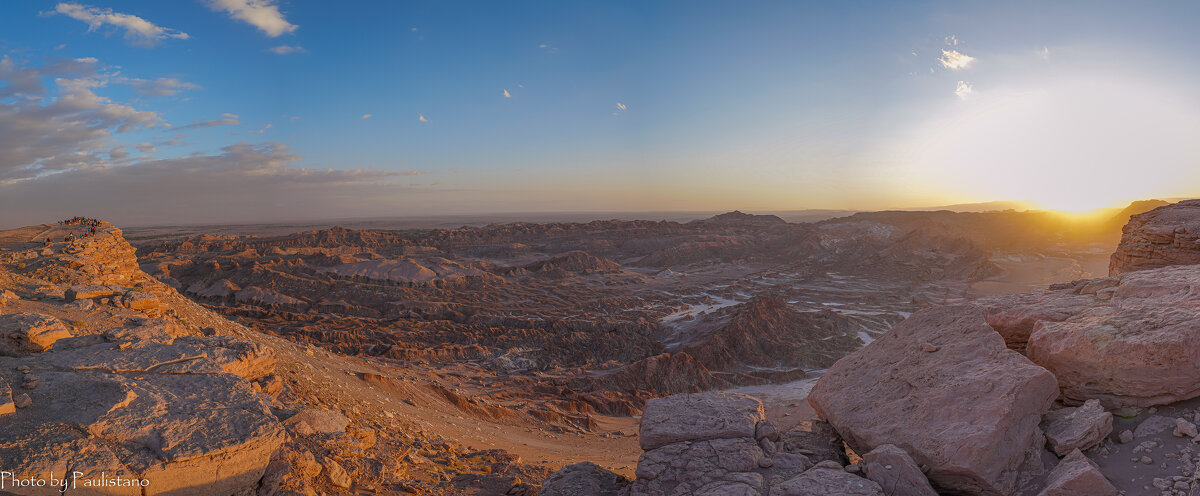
[897,75,1200,213]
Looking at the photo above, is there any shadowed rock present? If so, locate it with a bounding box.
[1035,449,1116,496]
[808,304,1058,496]
[538,462,630,496]
[860,444,937,496]
[769,461,883,496]
[1040,400,1112,456]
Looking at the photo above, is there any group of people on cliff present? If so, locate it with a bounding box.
[48,216,102,243]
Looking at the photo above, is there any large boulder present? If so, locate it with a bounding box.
[538,462,630,496]
[808,304,1059,495]
[1040,400,1112,456]
[1025,265,1200,407]
[0,313,72,356]
[638,392,765,450]
[1110,199,1200,275]
[1034,449,1116,496]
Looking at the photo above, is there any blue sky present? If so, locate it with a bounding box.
[3,1,1200,226]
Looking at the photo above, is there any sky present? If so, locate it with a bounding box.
[3,0,1200,227]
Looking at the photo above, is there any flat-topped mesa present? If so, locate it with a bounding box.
[1110,199,1200,275]
[703,210,788,225]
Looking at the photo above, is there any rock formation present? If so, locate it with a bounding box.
[1110,199,1200,274]
[679,297,862,373]
[1035,449,1116,496]
[859,444,938,496]
[618,392,902,496]
[808,304,1059,495]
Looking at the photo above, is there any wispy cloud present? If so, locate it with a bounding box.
[361,113,372,119]
[615,102,628,111]
[267,45,306,55]
[0,143,423,226]
[51,3,189,46]
[115,77,200,96]
[503,89,511,98]
[944,35,959,46]
[418,114,428,123]
[955,81,974,100]
[206,0,297,37]
[175,113,240,130]
[939,50,975,70]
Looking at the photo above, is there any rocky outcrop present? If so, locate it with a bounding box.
[579,352,733,396]
[681,297,862,373]
[1021,265,1200,407]
[1040,400,1112,456]
[1035,449,1116,496]
[522,250,622,274]
[1110,199,1200,274]
[0,320,284,496]
[0,313,72,356]
[808,304,1059,495]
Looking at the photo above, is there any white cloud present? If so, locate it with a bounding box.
[267,45,306,55]
[361,113,372,119]
[1039,47,1050,60]
[206,0,297,37]
[939,50,975,70]
[176,113,240,130]
[52,3,189,46]
[944,35,959,46]
[0,65,161,181]
[503,89,511,98]
[955,81,973,100]
[616,102,628,111]
[418,114,428,122]
[74,57,98,64]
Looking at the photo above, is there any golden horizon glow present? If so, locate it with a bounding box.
[887,74,1200,215]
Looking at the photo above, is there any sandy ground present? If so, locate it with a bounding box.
[971,252,1111,296]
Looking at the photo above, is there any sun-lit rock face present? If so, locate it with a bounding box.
[1110,199,1200,275]
[0,222,286,494]
[1020,265,1200,407]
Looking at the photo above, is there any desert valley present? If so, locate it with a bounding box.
[4,199,1200,495]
